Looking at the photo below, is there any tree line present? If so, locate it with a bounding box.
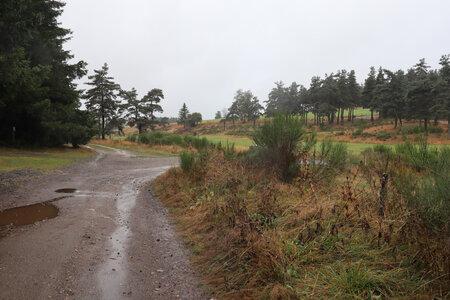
[83,63,164,139]
[220,56,449,136]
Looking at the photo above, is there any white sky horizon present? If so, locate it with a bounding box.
[59,0,450,119]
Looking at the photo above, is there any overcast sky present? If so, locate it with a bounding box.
[59,0,450,119]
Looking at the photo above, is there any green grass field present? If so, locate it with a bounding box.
[201,135,435,155]
[0,147,94,172]
[201,135,255,150]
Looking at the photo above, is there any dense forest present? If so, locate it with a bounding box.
[0,0,93,147]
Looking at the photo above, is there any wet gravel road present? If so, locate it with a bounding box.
[0,146,209,299]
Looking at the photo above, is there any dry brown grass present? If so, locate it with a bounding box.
[153,149,449,299]
[90,139,183,155]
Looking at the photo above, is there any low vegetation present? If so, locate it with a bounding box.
[154,115,449,299]
[0,147,94,172]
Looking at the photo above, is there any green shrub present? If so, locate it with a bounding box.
[184,135,211,151]
[335,131,345,136]
[429,126,444,134]
[394,144,449,228]
[394,140,439,171]
[405,125,443,135]
[361,132,374,138]
[126,132,184,147]
[376,131,391,140]
[352,128,363,136]
[179,151,196,172]
[252,114,306,181]
[311,140,348,182]
[222,142,235,159]
[126,134,137,142]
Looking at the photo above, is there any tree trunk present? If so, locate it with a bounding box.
[370,109,374,122]
[341,108,345,124]
[337,109,340,125]
[424,118,428,136]
[399,118,402,129]
[101,115,105,140]
[394,116,398,128]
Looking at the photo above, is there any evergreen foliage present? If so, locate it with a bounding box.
[178,103,189,128]
[0,0,94,146]
[83,63,120,140]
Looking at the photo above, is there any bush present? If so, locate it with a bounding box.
[311,139,348,182]
[394,144,449,228]
[252,114,306,180]
[179,151,196,172]
[361,132,374,138]
[405,125,443,135]
[376,131,391,140]
[125,132,184,147]
[183,136,211,151]
[395,140,439,171]
[352,128,363,136]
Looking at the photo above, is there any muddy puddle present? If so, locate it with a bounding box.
[55,188,77,193]
[0,202,59,226]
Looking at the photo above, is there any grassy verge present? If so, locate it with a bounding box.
[89,139,179,157]
[154,145,449,299]
[0,146,94,172]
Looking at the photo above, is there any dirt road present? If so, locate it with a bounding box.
[0,146,208,299]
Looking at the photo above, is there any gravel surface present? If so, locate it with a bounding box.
[0,146,209,299]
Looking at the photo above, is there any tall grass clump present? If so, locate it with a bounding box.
[179,151,196,172]
[310,139,348,182]
[395,139,439,171]
[183,135,211,151]
[394,142,449,228]
[252,114,306,180]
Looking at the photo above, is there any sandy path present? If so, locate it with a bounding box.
[0,147,208,299]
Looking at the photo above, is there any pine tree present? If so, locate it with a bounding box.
[215,111,222,119]
[0,0,93,146]
[406,59,436,135]
[435,54,450,139]
[378,69,407,128]
[336,70,349,124]
[347,70,361,122]
[178,103,189,128]
[373,67,387,120]
[362,67,377,121]
[84,63,120,140]
[121,88,146,133]
[142,89,164,130]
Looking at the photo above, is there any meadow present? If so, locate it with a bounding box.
[0,147,94,172]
